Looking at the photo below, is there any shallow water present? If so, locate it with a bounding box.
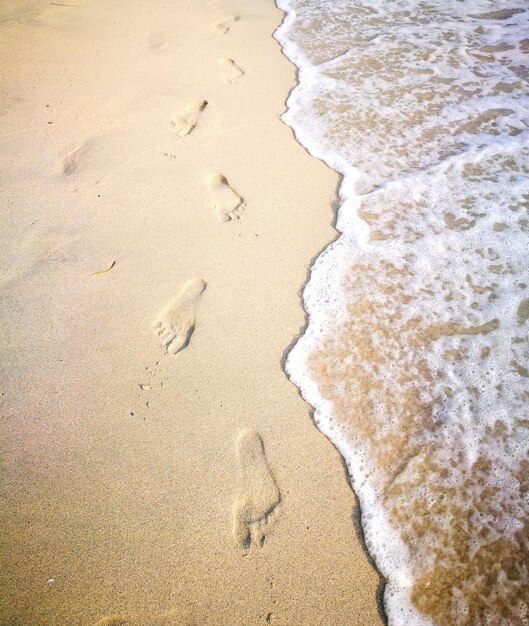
[275,1,529,624]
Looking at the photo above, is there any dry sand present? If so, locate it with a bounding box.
[0,1,384,624]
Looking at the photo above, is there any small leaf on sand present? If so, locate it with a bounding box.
[90,260,116,276]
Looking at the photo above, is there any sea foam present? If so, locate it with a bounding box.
[275,1,529,624]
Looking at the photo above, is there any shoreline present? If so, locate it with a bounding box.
[0,1,384,624]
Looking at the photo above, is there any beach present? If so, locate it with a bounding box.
[0,1,384,624]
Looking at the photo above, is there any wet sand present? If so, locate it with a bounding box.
[0,1,384,624]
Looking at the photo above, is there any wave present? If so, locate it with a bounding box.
[274,1,529,624]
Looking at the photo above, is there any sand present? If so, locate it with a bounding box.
[0,1,384,624]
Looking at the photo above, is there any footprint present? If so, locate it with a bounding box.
[211,15,239,34]
[61,142,90,176]
[170,100,208,137]
[207,173,244,222]
[219,57,244,84]
[232,429,281,551]
[154,278,206,355]
[58,133,118,178]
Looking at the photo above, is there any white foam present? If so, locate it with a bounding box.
[275,1,529,624]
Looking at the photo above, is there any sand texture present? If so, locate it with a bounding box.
[0,0,383,624]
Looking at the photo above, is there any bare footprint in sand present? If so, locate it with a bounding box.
[219,57,244,84]
[233,429,281,551]
[170,100,208,137]
[207,173,244,222]
[154,278,206,355]
[211,15,239,34]
[61,141,91,176]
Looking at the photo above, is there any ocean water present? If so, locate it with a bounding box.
[274,1,529,625]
